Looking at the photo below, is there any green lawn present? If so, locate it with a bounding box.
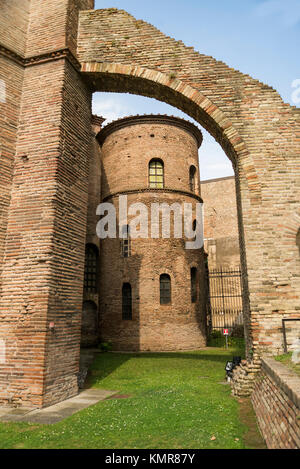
[0,347,263,449]
[274,352,300,377]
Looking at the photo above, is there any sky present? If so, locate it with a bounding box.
[92,0,300,180]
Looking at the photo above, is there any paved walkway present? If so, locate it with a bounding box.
[0,389,116,424]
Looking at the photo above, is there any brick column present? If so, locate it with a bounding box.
[0,1,31,274]
[0,0,94,408]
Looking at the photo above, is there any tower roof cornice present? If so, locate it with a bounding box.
[96,114,203,148]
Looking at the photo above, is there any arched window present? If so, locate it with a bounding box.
[160,274,171,304]
[149,159,164,188]
[189,165,197,192]
[122,283,132,320]
[191,267,197,303]
[121,224,131,258]
[84,244,99,293]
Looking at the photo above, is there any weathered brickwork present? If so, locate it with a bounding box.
[0,0,31,57]
[251,358,300,449]
[201,176,240,269]
[0,0,299,407]
[86,115,104,249]
[98,116,206,351]
[0,57,24,276]
[0,1,31,274]
[78,8,300,358]
[231,355,262,397]
[80,115,103,347]
[25,0,94,58]
[0,1,93,408]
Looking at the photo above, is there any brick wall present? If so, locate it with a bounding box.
[80,115,103,347]
[99,115,202,199]
[0,1,30,275]
[0,57,24,276]
[25,0,94,58]
[0,0,299,407]
[0,0,93,408]
[78,8,300,356]
[98,116,206,351]
[251,358,300,449]
[201,176,240,269]
[99,193,207,352]
[0,0,31,56]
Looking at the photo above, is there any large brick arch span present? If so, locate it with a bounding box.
[0,1,299,407]
[77,8,300,355]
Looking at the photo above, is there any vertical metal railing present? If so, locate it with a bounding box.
[206,266,243,331]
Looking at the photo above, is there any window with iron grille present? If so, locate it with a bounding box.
[149,159,164,188]
[122,283,132,320]
[160,274,171,304]
[121,225,131,258]
[189,165,196,192]
[84,244,99,293]
[191,267,197,303]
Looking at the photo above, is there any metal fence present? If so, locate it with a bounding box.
[206,266,243,332]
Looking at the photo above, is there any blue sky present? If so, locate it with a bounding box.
[92,0,300,180]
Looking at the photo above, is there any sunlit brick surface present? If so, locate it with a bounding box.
[98,116,206,351]
[0,0,299,407]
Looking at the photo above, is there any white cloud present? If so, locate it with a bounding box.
[92,92,233,181]
[200,161,234,181]
[92,94,134,123]
[199,132,234,180]
[255,0,300,27]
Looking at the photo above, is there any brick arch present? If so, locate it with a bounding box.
[82,61,260,203]
[82,61,256,352]
[77,8,300,358]
[77,8,300,360]
[0,1,299,408]
[77,8,300,359]
[281,210,300,255]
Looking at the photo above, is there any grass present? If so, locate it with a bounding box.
[0,346,264,449]
[274,352,300,377]
[207,336,245,349]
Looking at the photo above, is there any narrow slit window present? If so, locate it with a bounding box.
[122,283,132,320]
[160,274,171,305]
[84,244,99,293]
[121,224,131,258]
[189,165,196,192]
[191,267,197,303]
[149,159,164,189]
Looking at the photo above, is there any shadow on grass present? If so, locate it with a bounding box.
[86,348,245,387]
[239,398,267,449]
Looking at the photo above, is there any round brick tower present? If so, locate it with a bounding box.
[97,115,206,351]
